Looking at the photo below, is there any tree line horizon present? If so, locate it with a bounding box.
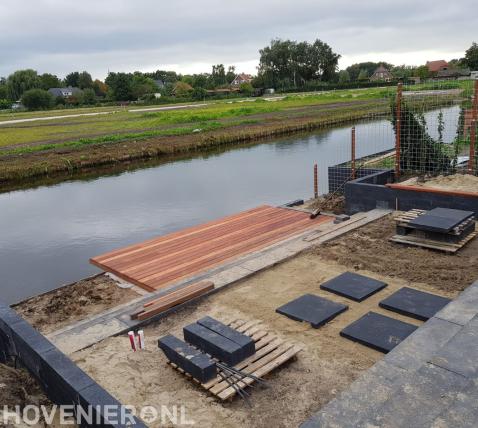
[1,39,477,110]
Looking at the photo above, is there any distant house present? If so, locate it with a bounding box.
[426,60,449,74]
[370,65,393,82]
[231,73,253,87]
[435,68,470,80]
[48,87,82,98]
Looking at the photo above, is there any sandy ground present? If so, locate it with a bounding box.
[318,214,478,293]
[400,174,478,193]
[14,274,139,334]
[71,248,457,428]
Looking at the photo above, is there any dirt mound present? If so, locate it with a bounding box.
[14,274,138,334]
[400,174,478,193]
[316,214,478,292]
[305,194,345,214]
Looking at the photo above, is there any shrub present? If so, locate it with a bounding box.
[21,89,53,110]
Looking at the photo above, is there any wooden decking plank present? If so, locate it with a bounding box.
[143,216,324,288]
[91,206,331,292]
[100,206,286,269]
[93,205,274,263]
[120,208,302,274]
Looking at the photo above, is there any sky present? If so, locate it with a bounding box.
[0,0,476,80]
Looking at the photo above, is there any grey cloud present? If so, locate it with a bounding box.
[0,0,475,78]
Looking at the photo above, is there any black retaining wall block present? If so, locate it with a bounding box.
[183,323,244,366]
[197,316,255,358]
[0,302,146,428]
[158,334,217,382]
[329,167,478,215]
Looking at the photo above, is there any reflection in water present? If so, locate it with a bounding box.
[0,106,459,303]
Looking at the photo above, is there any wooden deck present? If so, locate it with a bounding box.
[90,205,331,292]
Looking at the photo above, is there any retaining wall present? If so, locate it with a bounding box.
[0,302,147,428]
[328,167,478,215]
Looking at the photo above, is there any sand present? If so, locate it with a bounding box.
[318,214,478,293]
[400,174,478,194]
[71,249,457,428]
[14,274,139,334]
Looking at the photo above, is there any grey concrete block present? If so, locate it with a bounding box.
[183,323,243,366]
[430,315,478,379]
[384,317,462,371]
[434,282,478,326]
[158,334,217,383]
[370,363,471,428]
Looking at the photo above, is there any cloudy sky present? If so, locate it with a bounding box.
[1,0,476,79]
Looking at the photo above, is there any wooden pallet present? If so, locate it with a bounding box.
[394,209,475,236]
[167,319,302,401]
[390,227,478,253]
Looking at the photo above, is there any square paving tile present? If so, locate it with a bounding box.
[379,287,451,321]
[409,208,474,233]
[276,294,348,328]
[320,272,387,302]
[340,311,418,353]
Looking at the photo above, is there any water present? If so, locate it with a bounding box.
[0,106,459,304]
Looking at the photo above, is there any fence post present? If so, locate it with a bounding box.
[313,164,318,198]
[395,82,403,179]
[351,127,356,179]
[469,119,476,175]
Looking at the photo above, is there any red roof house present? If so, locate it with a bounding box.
[426,60,449,73]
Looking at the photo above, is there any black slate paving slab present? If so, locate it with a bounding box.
[158,334,217,382]
[183,323,244,366]
[379,287,451,321]
[320,272,387,302]
[340,312,418,353]
[276,294,348,328]
[197,316,255,357]
[409,207,474,233]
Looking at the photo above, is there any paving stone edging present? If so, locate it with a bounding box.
[0,303,147,428]
[301,280,478,428]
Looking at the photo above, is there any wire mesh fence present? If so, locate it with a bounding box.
[321,78,478,196]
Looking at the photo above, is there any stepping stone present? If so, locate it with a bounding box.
[320,272,387,302]
[409,208,474,233]
[276,294,348,328]
[379,287,451,321]
[340,312,418,353]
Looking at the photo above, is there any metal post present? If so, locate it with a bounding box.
[351,127,356,180]
[469,119,476,175]
[313,164,318,198]
[395,82,403,179]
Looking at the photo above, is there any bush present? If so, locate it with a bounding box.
[239,82,254,96]
[21,89,53,110]
[0,99,11,109]
[81,88,97,105]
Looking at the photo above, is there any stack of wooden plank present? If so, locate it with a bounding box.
[391,208,477,252]
[131,281,214,321]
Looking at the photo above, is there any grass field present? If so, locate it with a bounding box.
[0,83,470,188]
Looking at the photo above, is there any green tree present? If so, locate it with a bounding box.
[465,42,478,70]
[81,88,96,105]
[192,87,207,100]
[357,69,369,81]
[77,71,93,89]
[415,65,430,79]
[226,66,236,84]
[239,82,254,95]
[21,88,53,110]
[0,78,8,99]
[7,69,41,100]
[105,72,134,101]
[258,38,340,88]
[64,71,80,87]
[39,73,61,90]
[211,64,227,87]
[346,62,393,81]
[92,79,108,97]
[338,70,350,83]
[173,81,193,97]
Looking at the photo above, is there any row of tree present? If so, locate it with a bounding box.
[1,40,477,110]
